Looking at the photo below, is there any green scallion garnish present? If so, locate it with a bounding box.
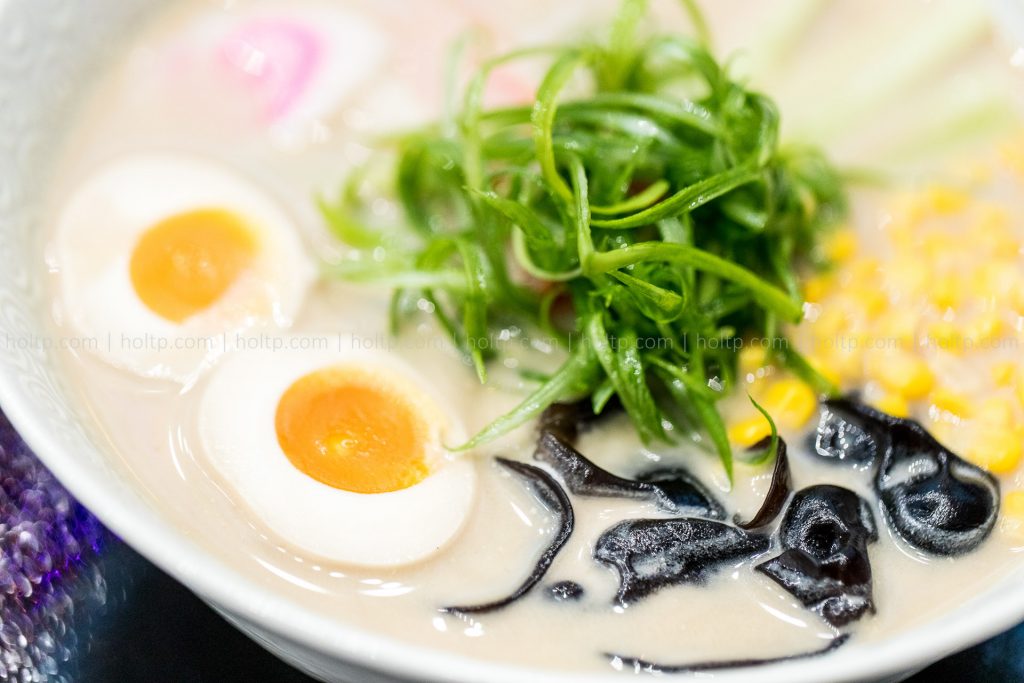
[319,0,846,476]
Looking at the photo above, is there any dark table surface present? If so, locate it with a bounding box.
[1,410,1020,683]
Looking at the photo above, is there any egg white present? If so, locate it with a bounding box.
[53,155,314,383]
[197,343,477,567]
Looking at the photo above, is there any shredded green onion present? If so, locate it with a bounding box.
[320,0,846,475]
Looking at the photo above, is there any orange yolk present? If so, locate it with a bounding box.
[274,368,432,494]
[129,208,257,323]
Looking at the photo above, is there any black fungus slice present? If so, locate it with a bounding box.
[538,401,590,443]
[756,485,877,627]
[607,634,849,674]
[546,580,585,602]
[594,518,770,606]
[815,397,1000,557]
[876,420,999,556]
[535,431,725,519]
[809,398,885,469]
[442,458,573,615]
[635,466,727,520]
[538,399,620,444]
[735,437,792,530]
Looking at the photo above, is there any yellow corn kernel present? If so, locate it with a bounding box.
[988,234,1021,258]
[810,306,852,340]
[976,209,1019,255]
[929,277,961,311]
[925,186,969,214]
[739,345,770,377]
[894,193,928,225]
[887,219,918,253]
[978,397,1016,428]
[847,258,881,286]
[929,387,972,419]
[925,321,962,352]
[1006,491,1024,514]
[807,354,843,388]
[929,419,960,451]
[867,351,934,400]
[803,273,833,303]
[825,230,858,263]
[853,287,889,318]
[871,392,910,418]
[965,313,1004,346]
[829,348,865,384]
[1000,491,1024,541]
[886,260,930,298]
[877,311,917,350]
[727,415,773,448]
[978,263,1020,305]
[992,361,1016,387]
[963,426,1023,475]
[976,203,1009,229]
[826,295,875,326]
[922,233,954,261]
[761,378,817,430]
[1017,368,1024,408]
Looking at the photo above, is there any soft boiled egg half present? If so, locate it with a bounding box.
[197,343,477,567]
[53,155,314,382]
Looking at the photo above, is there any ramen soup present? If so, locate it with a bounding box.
[46,0,1024,674]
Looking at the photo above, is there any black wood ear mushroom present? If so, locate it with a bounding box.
[535,429,725,519]
[875,420,999,556]
[811,398,1000,557]
[757,484,878,627]
[595,518,770,607]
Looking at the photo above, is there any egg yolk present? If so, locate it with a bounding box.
[129,209,257,323]
[275,368,432,494]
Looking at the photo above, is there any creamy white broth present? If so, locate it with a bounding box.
[46,0,1024,674]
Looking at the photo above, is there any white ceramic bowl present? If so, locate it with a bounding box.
[1,1,1024,682]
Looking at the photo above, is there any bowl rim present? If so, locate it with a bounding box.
[3,1,1024,681]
